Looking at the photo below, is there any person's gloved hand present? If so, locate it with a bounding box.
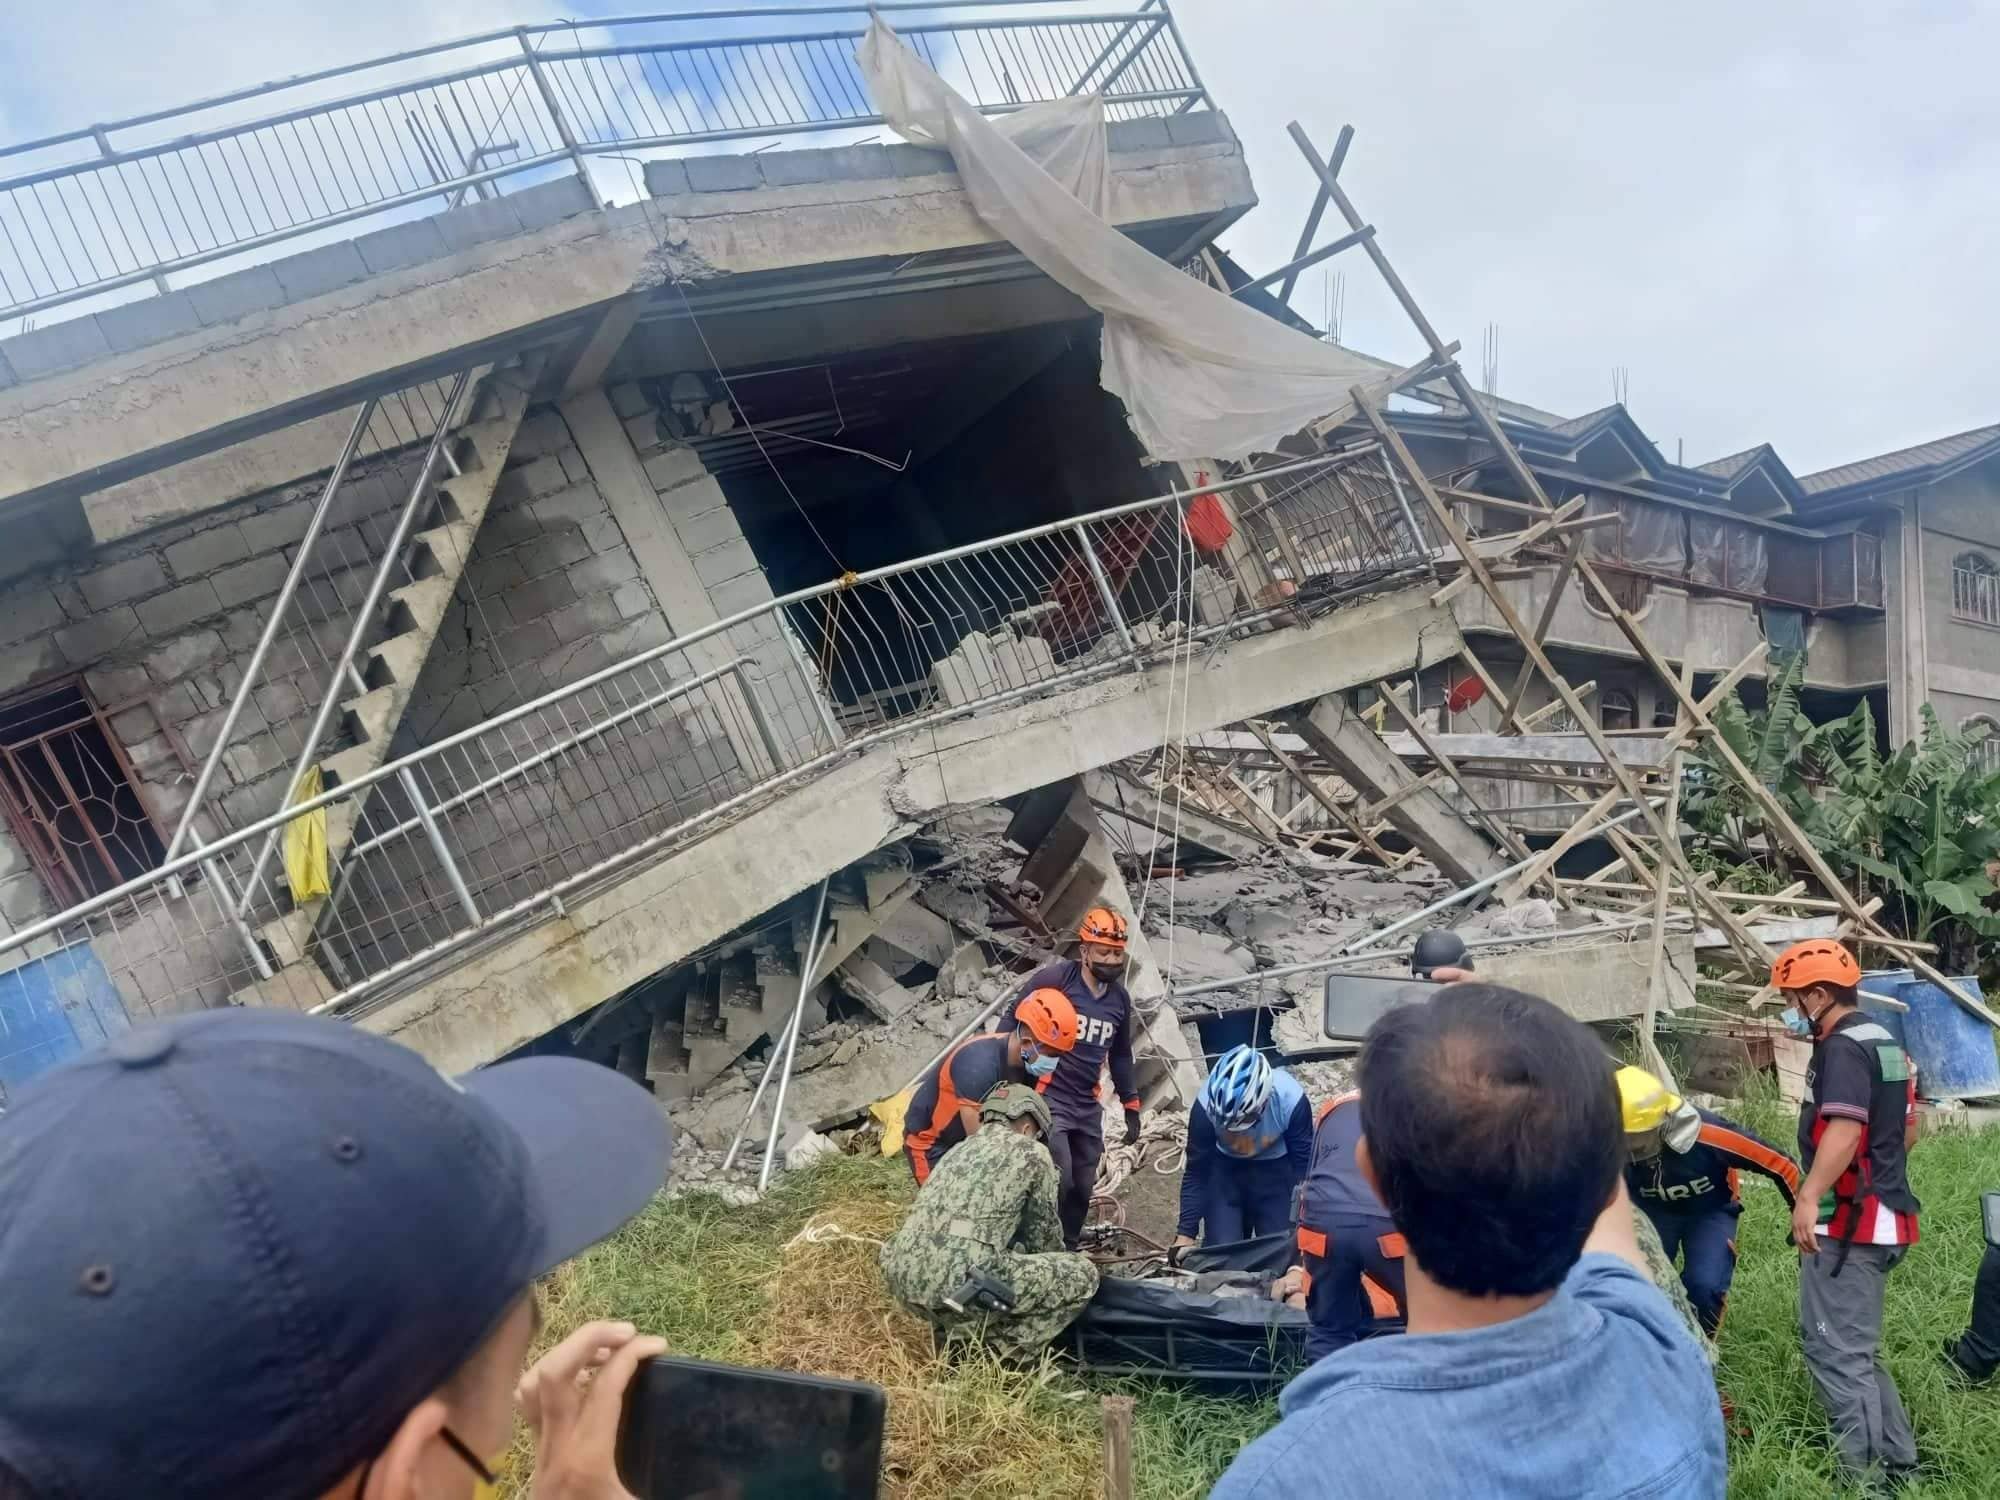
[1169,1234,1198,1268]
[1123,1108,1143,1146]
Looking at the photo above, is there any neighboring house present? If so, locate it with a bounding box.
[1318,402,1997,750]
[1788,425,2000,761]
[1327,402,1888,761]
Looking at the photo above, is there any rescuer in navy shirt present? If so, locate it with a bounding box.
[1000,907,1141,1248]
[1618,1065,1800,1336]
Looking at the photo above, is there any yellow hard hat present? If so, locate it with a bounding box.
[1616,1065,1682,1135]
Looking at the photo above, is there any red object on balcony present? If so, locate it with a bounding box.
[1444,676,1486,713]
[1185,495,1234,554]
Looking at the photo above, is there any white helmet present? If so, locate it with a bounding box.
[1200,1045,1274,1131]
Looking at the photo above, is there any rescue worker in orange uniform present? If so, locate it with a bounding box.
[1001,908,1143,1248]
[1291,1090,1408,1361]
[903,988,1079,1185]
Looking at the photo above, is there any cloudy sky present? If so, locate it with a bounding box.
[5,0,1993,474]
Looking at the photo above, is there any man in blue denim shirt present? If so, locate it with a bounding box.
[1211,984,1724,1499]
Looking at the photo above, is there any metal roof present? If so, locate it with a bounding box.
[1544,404,1623,439]
[1691,446,1766,479]
[1799,423,2000,497]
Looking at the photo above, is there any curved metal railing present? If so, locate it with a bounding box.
[0,1,1207,325]
[0,443,1431,1053]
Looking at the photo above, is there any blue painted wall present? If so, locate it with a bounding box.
[0,944,130,1105]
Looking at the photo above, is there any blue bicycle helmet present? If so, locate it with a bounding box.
[1200,1045,1274,1131]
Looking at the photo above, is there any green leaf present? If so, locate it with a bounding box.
[1855,854,1913,894]
[1922,878,1993,919]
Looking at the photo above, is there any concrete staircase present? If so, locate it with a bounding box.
[236,362,536,1009]
[641,850,931,1098]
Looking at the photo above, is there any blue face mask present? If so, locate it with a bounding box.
[1025,1050,1059,1078]
[1779,1005,1816,1039]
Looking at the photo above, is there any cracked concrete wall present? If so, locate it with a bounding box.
[0,398,719,1010]
[0,440,440,957]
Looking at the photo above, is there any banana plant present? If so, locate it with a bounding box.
[1681,652,1818,866]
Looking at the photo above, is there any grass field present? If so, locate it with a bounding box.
[505,1111,2000,1499]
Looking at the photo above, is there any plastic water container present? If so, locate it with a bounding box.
[1858,969,1914,1050]
[1886,975,2000,1099]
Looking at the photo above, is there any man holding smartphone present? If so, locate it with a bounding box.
[0,1009,672,1500]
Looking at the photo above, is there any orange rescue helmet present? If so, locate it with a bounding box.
[1015,987,1080,1052]
[1078,906,1130,952]
[1771,939,1861,993]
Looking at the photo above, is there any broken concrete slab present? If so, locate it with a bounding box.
[871,900,959,970]
[1157,925,1256,987]
[1289,693,1510,889]
[835,953,921,1021]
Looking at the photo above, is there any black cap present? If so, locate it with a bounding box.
[1411,928,1471,977]
[0,1008,670,1500]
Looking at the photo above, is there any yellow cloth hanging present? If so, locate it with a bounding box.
[282,766,332,903]
[869,1088,914,1158]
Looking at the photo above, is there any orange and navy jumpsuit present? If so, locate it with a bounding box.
[1294,1093,1406,1362]
[1627,1106,1800,1335]
[901,1032,1016,1184]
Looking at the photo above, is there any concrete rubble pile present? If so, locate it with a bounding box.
[641,755,1697,1207]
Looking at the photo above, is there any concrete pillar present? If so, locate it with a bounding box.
[1288,691,1510,889]
[560,387,826,772]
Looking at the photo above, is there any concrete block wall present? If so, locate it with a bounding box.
[0,176,598,388]
[322,401,782,981]
[614,383,829,759]
[396,406,677,747]
[0,396,723,1019]
[0,447,433,960]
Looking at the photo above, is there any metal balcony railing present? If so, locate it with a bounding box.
[0,443,1432,1048]
[0,1,1209,325]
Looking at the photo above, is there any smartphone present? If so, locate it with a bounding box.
[1982,1191,2000,1249]
[1322,974,1441,1042]
[616,1355,886,1500]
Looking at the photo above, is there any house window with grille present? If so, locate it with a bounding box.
[1966,715,2000,777]
[0,680,166,908]
[1953,552,2000,626]
[1599,689,1638,732]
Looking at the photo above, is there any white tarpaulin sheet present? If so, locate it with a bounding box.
[857,21,1389,463]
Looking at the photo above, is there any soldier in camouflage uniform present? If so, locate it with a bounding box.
[1633,1201,1716,1363]
[880,1084,1100,1354]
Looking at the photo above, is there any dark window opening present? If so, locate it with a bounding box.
[1599,689,1638,732]
[0,680,166,907]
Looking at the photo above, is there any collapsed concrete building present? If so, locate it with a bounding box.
[0,7,1442,1110]
[0,4,1987,1167]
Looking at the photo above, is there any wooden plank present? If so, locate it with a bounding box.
[1497,785,1624,904]
[1102,1395,1136,1500]
[1246,720,1400,867]
[1379,688,1536,864]
[1356,389,1755,958]
[1273,125,1350,306]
